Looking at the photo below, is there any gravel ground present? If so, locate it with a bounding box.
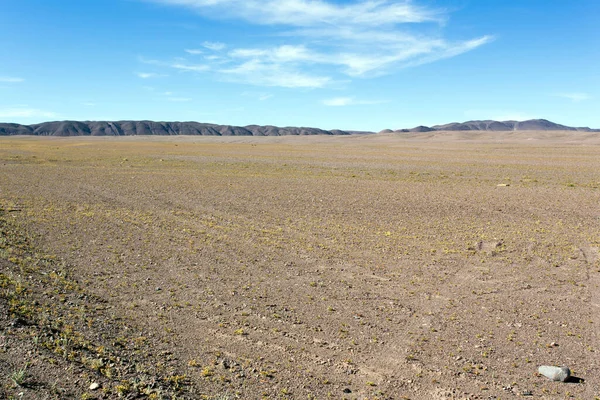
[1,132,599,399]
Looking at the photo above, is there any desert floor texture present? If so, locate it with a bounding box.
[1,131,599,399]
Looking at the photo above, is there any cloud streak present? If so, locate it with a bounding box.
[203,41,226,51]
[136,72,165,78]
[554,92,591,102]
[0,77,24,83]
[0,107,58,119]
[171,63,210,72]
[322,97,386,106]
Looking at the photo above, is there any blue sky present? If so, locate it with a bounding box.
[1,0,598,131]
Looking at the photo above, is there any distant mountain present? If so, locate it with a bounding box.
[1,119,597,137]
[0,120,373,137]
[391,119,599,133]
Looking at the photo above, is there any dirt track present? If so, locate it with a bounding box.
[1,132,599,399]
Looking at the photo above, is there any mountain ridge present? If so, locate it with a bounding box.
[0,120,373,137]
[390,119,599,133]
[0,119,598,136]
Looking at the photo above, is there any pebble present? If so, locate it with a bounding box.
[89,382,100,390]
[538,365,570,382]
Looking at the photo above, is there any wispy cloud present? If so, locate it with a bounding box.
[224,37,492,78]
[184,48,203,55]
[0,107,58,119]
[221,60,330,88]
[242,91,273,101]
[0,77,24,83]
[203,41,226,51]
[146,0,443,26]
[322,97,385,106]
[136,72,165,79]
[142,88,194,102]
[141,0,492,87]
[554,92,591,102]
[171,63,210,72]
[140,56,209,73]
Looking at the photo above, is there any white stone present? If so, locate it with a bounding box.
[538,366,570,382]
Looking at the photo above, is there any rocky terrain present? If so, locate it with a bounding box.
[1,132,599,399]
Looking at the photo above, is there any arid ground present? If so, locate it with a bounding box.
[1,132,599,399]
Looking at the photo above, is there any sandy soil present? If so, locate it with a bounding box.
[1,131,599,399]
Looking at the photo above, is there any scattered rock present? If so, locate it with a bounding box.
[10,317,27,327]
[221,358,232,369]
[497,183,510,187]
[538,365,570,382]
[522,390,533,396]
[343,388,352,393]
[89,382,100,390]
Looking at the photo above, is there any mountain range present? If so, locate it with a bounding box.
[0,119,597,136]
[386,119,599,133]
[0,120,365,137]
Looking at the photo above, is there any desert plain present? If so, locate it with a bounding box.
[1,131,599,399]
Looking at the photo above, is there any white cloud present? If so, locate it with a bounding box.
[0,107,58,119]
[400,36,494,69]
[147,0,442,26]
[0,77,24,83]
[136,72,164,78]
[140,0,492,87]
[323,97,353,106]
[139,57,209,73]
[242,91,273,101]
[554,92,591,102]
[171,63,210,72]
[138,56,162,65]
[203,41,226,51]
[184,48,204,55]
[221,60,330,88]
[322,97,385,106]
[230,45,314,62]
